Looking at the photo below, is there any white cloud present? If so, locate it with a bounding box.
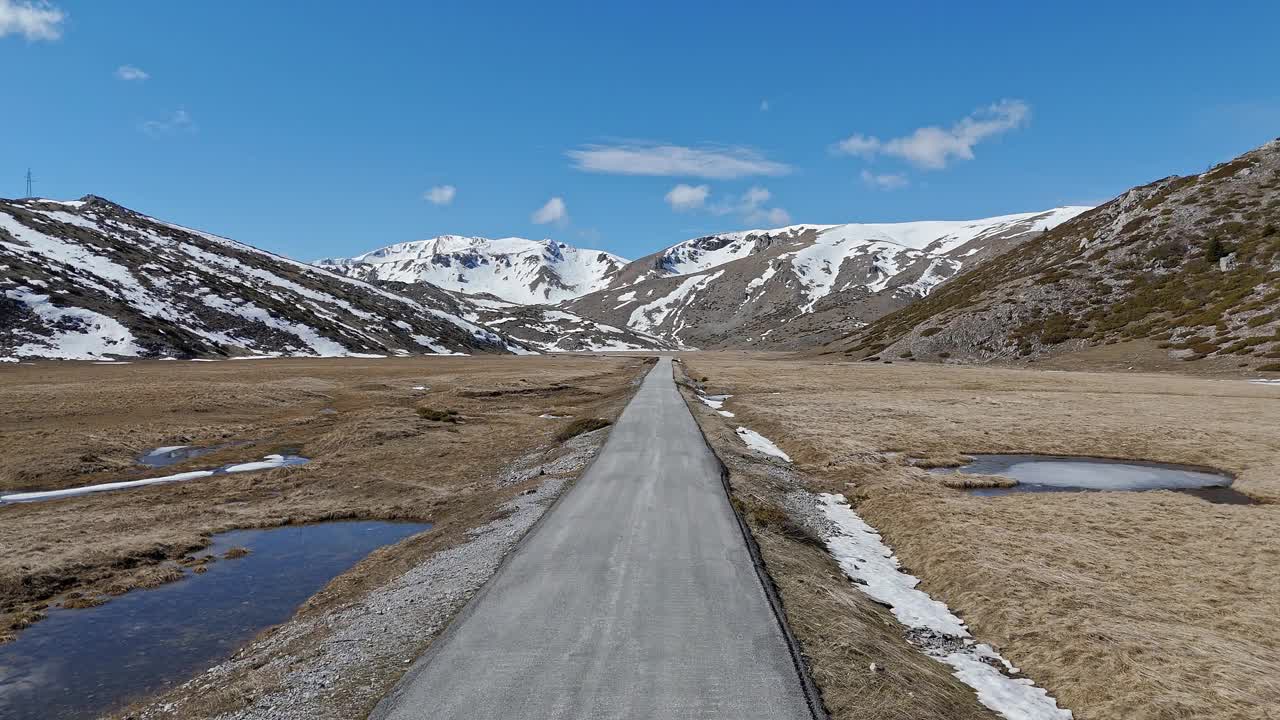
[834,99,1030,169]
[753,207,791,225]
[860,170,909,190]
[141,108,195,135]
[115,65,149,81]
[833,133,881,158]
[0,0,65,41]
[664,183,710,211]
[706,186,790,227]
[567,142,790,179]
[424,185,456,206]
[760,99,770,112]
[531,196,568,225]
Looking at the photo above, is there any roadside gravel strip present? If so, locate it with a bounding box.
[131,430,609,720]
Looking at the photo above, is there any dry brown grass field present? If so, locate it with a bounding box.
[681,352,1280,720]
[0,355,648,646]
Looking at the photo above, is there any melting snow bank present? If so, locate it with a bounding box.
[818,493,1072,720]
[696,392,735,417]
[0,455,310,504]
[735,427,792,462]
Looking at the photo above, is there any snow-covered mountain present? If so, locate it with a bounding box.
[316,236,627,305]
[565,207,1091,349]
[825,139,1280,365]
[1,196,1091,361]
[0,196,528,360]
[385,286,677,353]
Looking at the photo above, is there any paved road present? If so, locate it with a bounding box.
[372,357,814,720]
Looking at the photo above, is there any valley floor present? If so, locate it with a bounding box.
[0,354,649,718]
[680,352,1280,720]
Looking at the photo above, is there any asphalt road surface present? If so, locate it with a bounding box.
[372,357,814,719]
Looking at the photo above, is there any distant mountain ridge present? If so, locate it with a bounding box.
[317,235,627,305]
[0,196,528,360]
[563,207,1090,349]
[821,138,1280,368]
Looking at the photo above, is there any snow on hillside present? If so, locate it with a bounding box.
[0,197,526,360]
[564,207,1091,350]
[656,208,1091,309]
[317,235,627,305]
[452,295,675,352]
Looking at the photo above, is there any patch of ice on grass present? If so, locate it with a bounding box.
[1,471,217,503]
[717,410,735,418]
[1,455,310,504]
[818,493,1072,720]
[1249,378,1280,386]
[412,385,429,391]
[697,393,730,410]
[735,427,791,462]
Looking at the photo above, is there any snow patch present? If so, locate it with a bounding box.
[819,493,1072,720]
[734,427,791,462]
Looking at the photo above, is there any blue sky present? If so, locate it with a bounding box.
[2,1,1278,261]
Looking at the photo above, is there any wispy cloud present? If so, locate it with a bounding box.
[531,196,568,225]
[568,142,791,179]
[860,170,909,190]
[0,0,65,41]
[834,100,1031,169]
[664,183,710,212]
[115,65,149,81]
[423,185,456,206]
[759,99,770,112]
[141,108,195,135]
[698,186,791,226]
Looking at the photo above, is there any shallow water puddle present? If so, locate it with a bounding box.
[137,445,221,468]
[0,521,430,720]
[937,454,1253,504]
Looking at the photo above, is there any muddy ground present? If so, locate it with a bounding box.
[680,352,1280,720]
[0,355,650,715]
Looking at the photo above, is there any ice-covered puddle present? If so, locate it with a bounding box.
[136,444,225,468]
[0,521,430,720]
[935,454,1253,505]
[0,454,311,504]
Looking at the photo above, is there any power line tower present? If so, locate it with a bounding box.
[25,168,34,198]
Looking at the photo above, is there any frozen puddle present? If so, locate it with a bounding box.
[936,454,1252,505]
[819,493,1072,720]
[0,520,430,720]
[136,445,224,468]
[0,454,310,504]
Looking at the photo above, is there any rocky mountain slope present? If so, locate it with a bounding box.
[0,196,528,360]
[317,236,626,305]
[822,139,1280,369]
[563,208,1088,349]
[386,284,676,352]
